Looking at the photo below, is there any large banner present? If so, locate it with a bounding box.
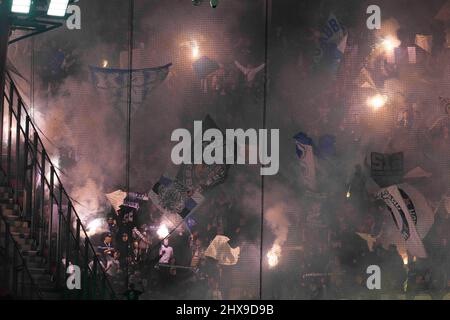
[376,183,434,258]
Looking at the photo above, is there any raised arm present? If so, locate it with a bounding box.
[234,60,248,74]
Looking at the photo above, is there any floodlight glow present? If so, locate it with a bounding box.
[11,0,32,14]
[47,0,70,17]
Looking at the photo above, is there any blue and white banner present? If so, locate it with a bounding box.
[376,183,434,258]
[149,175,204,220]
[313,13,347,74]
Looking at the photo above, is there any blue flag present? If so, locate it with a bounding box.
[89,63,172,117]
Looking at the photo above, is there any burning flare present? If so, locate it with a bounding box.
[157,224,169,239]
[86,218,104,237]
[381,36,400,52]
[267,244,281,268]
[367,94,387,110]
[190,40,200,59]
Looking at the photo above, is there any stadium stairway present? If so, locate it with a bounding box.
[0,182,61,299]
[0,72,116,300]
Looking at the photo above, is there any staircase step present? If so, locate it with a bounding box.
[18,243,34,252]
[9,220,30,233]
[13,236,35,246]
[0,186,13,193]
[23,255,46,265]
[0,193,13,200]
[28,267,47,275]
[9,231,31,239]
[40,291,62,300]
[26,261,45,269]
[1,203,21,211]
[10,220,30,227]
[3,214,19,222]
[21,250,38,257]
[32,273,53,283]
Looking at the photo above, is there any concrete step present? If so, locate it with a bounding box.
[23,255,46,266]
[0,193,14,202]
[13,236,35,246]
[9,219,30,227]
[3,214,19,222]
[17,242,34,252]
[28,267,47,275]
[40,290,63,300]
[0,186,13,193]
[32,273,53,283]
[9,225,30,234]
[21,249,38,257]
[0,231,30,241]
[25,260,45,269]
[1,203,21,211]
[8,231,31,239]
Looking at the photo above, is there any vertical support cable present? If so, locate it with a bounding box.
[126,0,134,194]
[125,0,135,292]
[260,0,270,300]
[31,38,35,121]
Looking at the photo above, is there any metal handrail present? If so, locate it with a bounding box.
[0,207,43,299]
[1,71,116,299]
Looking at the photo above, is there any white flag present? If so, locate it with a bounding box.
[415,35,433,54]
[376,183,434,258]
[205,235,240,266]
[105,190,127,212]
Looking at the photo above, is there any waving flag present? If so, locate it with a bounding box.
[294,132,316,190]
[176,115,231,194]
[376,183,434,258]
[313,13,347,75]
[149,115,231,233]
[149,175,205,227]
[89,63,172,117]
[105,190,127,212]
[205,235,240,266]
